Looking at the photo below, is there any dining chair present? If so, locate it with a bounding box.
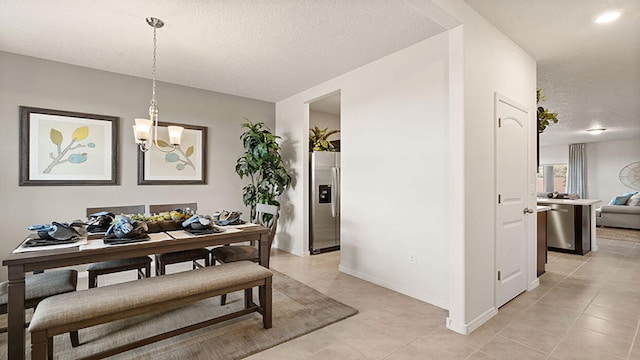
[210,203,279,305]
[0,270,80,348]
[85,205,152,288]
[149,202,211,275]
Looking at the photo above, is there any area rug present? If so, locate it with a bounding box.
[5,270,358,360]
[596,227,640,242]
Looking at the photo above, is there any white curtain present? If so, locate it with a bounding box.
[567,143,587,198]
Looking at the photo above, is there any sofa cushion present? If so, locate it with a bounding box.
[610,194,634,205]
[628,193,640,207]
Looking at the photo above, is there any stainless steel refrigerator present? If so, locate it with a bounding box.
[309,152,340,254]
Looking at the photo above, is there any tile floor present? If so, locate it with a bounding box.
[4,236,640,359]
[247,237,640,360]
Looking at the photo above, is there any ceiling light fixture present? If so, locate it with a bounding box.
[133,17,183,153]
[586,128,606,135]
[594,11,621,24]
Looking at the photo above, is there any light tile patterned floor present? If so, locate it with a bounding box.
[4,235,640,359]
[249,236,640,360]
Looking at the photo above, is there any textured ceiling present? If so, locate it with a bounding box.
[0,0,445,102]
[465,0,640,146]
[2,1,637,147]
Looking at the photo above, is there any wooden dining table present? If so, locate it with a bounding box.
[2,225,271,360]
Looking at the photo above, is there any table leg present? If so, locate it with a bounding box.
[7,265,26,360]
[259,231,270,269]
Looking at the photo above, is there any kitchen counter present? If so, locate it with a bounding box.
[537,198,602,206]
[537,198,602,253]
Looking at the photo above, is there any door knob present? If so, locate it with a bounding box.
[523,208,534,214]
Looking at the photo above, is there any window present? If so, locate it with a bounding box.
[537,164,567,193]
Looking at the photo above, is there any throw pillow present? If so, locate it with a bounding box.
[628,193,640,206]
[609,194,633,205]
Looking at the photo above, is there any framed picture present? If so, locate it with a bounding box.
[137,122,207,185]
[19,106,119,186]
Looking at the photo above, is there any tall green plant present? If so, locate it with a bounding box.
[235,120,292,219]
[309,126,340,152]
[537,88,559,133]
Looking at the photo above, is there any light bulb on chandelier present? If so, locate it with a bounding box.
[133,17,183,153]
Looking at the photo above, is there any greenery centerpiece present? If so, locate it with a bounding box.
[130,211,189,233]
[537,88,559,133]
[309,126,340,152]
[235,120,292,219]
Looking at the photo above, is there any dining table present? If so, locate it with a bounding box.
[2,224,271,360]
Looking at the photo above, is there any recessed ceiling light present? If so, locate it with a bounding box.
[587,128,606,135]
[594,11,621,24]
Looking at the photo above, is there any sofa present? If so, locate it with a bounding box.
[596,192,640,230]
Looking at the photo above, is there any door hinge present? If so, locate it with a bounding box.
[497,271,501,281]
[498,194,501,204]
[498,117,501,128]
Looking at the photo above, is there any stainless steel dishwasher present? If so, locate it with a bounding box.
[547,203,591,254]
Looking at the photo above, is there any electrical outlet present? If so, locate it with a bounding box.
[409,252,417,264]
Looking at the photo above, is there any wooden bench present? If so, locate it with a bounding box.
[28,261,273,360]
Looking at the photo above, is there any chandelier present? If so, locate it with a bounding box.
[133,17,183,153]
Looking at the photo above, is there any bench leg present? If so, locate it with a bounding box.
[30,330,47,360]
[262,277,272,329]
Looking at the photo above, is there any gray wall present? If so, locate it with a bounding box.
[0,51,274,281]
[309,110,340,141]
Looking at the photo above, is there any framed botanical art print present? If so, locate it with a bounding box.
[19,106,119,186]
[137,122,207,185]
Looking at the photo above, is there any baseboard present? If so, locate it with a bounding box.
[446,306,498,335]
[528,277,540,291]
[273,243,306,257]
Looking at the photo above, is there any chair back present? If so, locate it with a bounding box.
[86,205,145,217]
[149,203,198,214]
[253,203,279,248]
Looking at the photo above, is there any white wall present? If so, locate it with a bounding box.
[277,32,452,308]
[430,0,537,333]
[0,51,274,281]
[276,0,536,335]
[309,110,340,141]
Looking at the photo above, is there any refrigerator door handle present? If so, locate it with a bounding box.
[331,166,339,217]
[335,166,340,217]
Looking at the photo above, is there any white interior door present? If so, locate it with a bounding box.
[495,93,529,308]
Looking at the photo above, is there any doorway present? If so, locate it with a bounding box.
[308,92,341,254]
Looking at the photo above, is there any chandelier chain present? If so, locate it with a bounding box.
[134,17,181,153]
[151,26,157,106]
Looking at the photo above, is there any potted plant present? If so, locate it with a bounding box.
[235,119,292,219]
[309,126,340,152]
[537,88,559,133]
